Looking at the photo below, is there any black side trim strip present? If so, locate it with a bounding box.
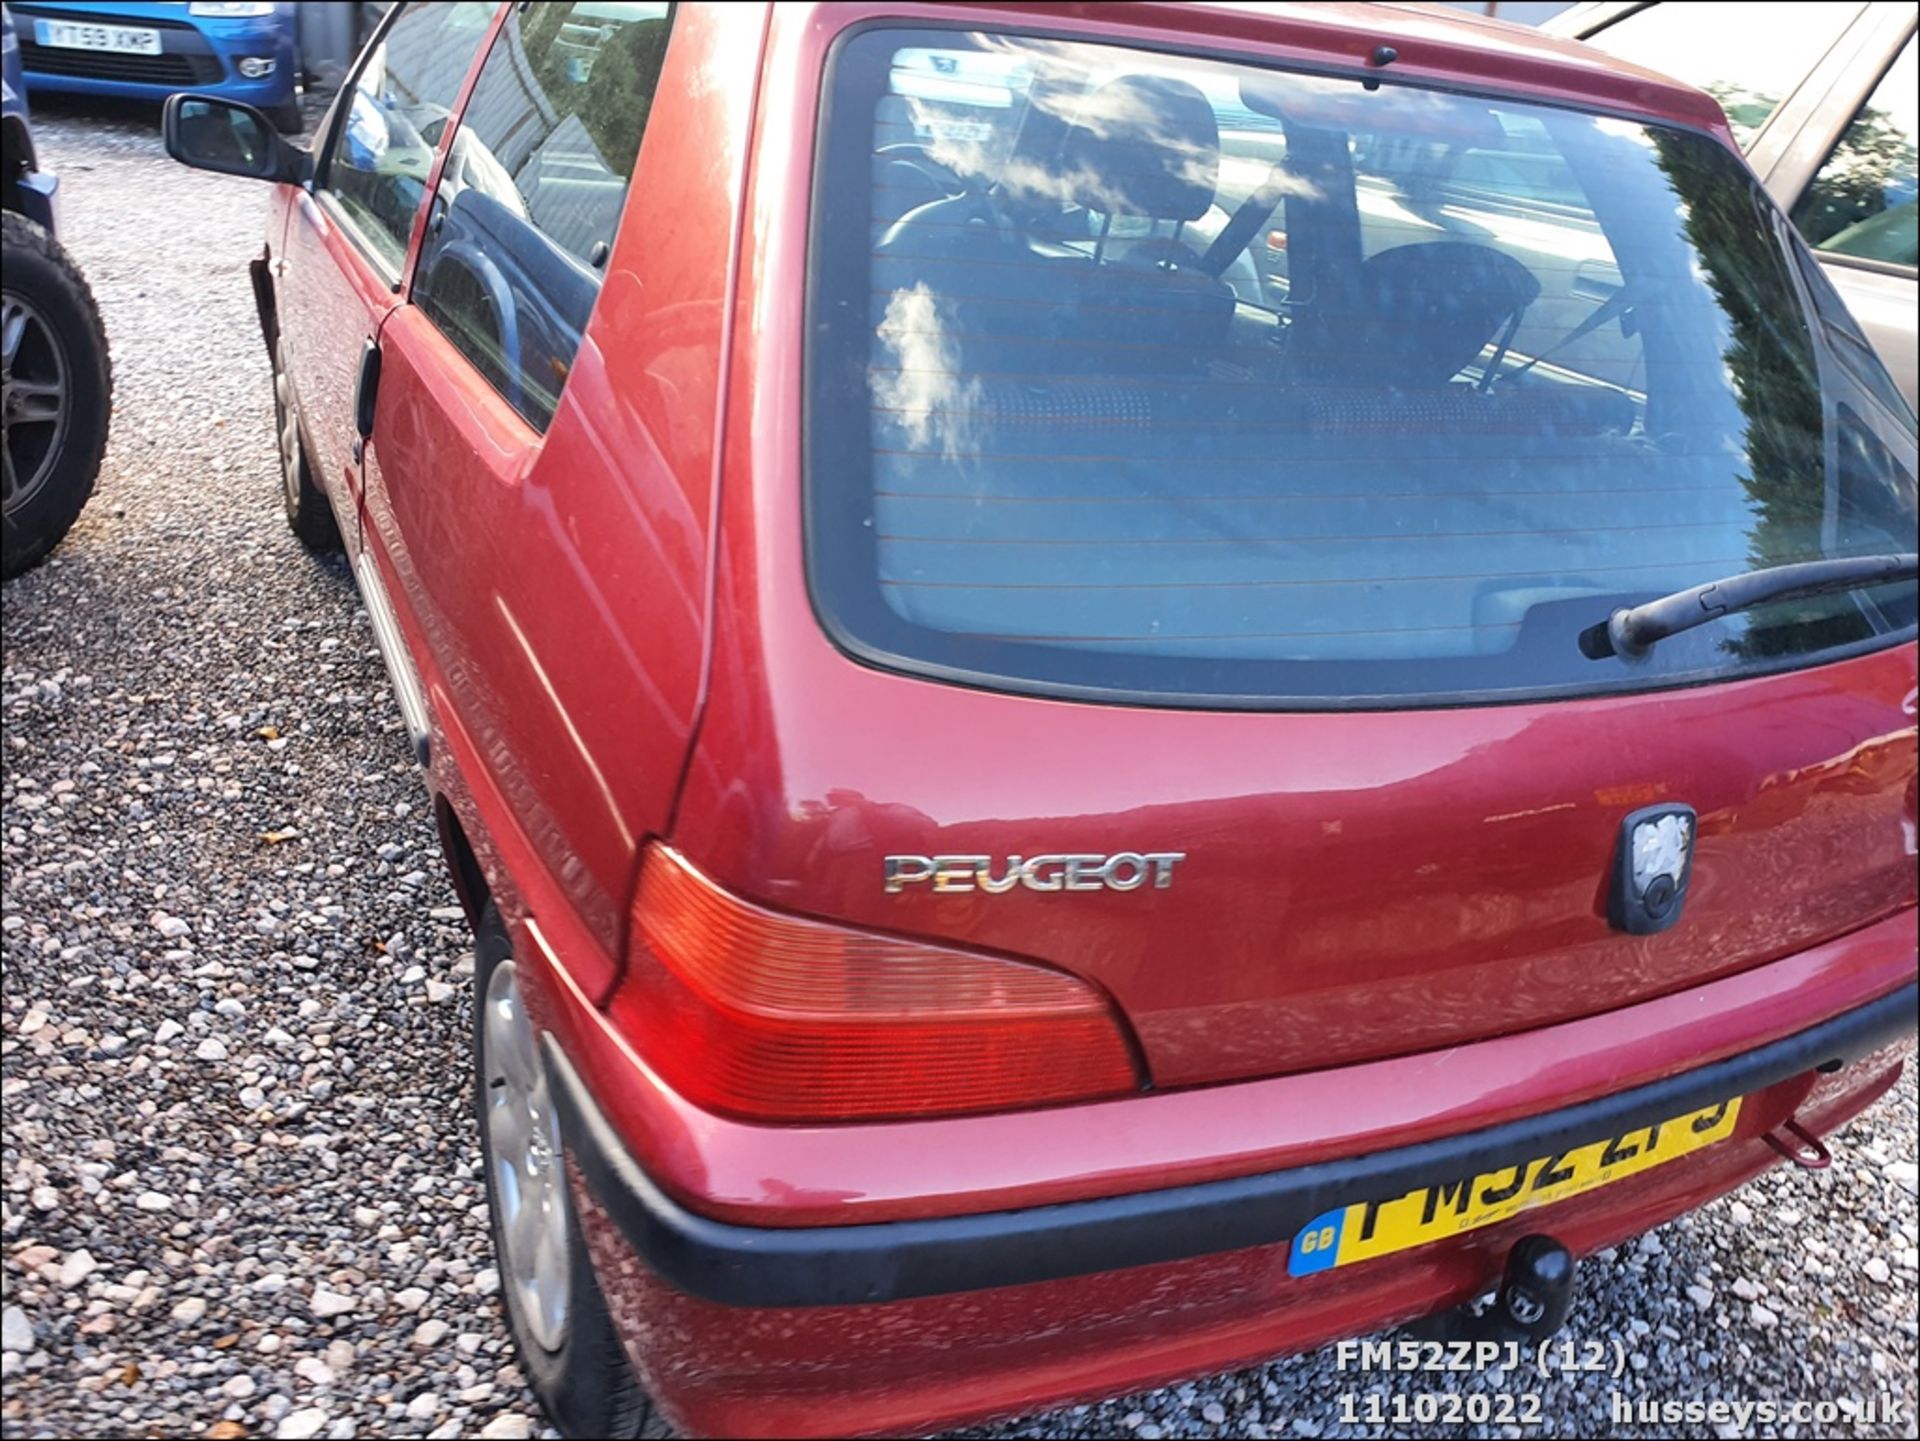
[547,981,1916,1308]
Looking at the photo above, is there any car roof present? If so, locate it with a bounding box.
[954,0,1737,140]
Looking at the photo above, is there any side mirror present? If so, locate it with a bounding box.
[163,94,311,185]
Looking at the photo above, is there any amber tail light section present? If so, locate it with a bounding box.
[607,845,1141,1123]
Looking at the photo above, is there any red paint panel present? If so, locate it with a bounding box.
[355,3,762,978]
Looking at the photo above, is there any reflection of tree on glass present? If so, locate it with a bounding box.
[1793,106,1918,251]
[412,2,674,433]
[1645,132,1914,659]
[517,1,668,182]
[1792,39,1918,268]
[1645,134,1823,565]
[1698,81,1784,149]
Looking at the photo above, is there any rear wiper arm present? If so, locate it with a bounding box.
[1579,553,1918,659]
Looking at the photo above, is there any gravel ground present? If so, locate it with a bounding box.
[3,108,1917,1441]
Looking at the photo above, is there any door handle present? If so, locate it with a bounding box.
[352,337,381,462]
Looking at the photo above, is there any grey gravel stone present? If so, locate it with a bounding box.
[1,1308,34,1354]
[404,1392,442,1422]
[55,1248,96,1289]
[294,1356,337,1389]
[310,1288,357,1319]
[278,1407,331,1441]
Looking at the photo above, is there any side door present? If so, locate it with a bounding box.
[1757,23,1918,412]
[360,2,757,989]
[275,0,498,546]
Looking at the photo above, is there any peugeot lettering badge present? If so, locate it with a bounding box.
[1609,803,1696,934]
[884,853,1184,895]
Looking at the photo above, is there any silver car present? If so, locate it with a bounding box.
[1549,0,1917,412]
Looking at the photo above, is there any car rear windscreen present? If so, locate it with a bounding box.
[806,28,1918,707]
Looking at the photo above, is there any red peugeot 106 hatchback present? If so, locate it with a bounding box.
[164,2,1917,1435]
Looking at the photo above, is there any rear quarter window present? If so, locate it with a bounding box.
[805,28,1918,708]
[412,1,674,431]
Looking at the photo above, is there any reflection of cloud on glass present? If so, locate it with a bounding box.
[904,41,1328,221]
[1047,76,1220,217]
[910,97,1004,186]
[1593,116,1658,146]
[917,82,1230,217]
[872,284,982,461]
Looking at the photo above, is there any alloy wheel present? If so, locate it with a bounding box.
[482,959,573,1354]
[273,343,302,512]
[1,291,71,519]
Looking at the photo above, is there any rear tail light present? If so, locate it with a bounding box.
[607,844,1141,1122]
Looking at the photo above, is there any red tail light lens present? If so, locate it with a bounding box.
[607,845,1141,1122]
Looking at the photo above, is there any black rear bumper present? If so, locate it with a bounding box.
[546,980,1917,1309]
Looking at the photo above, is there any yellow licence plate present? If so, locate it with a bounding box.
[1287,1097,1741,1276]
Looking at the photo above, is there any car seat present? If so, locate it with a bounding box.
[1057,74,1236,373]
[1300,240,1543,389]
[873,74,1235,377]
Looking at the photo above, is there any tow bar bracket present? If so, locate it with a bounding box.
[1408,1235,1577,1346]
[1762,1118,1832,1170]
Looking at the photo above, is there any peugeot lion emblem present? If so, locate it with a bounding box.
[1610,803,1696,934]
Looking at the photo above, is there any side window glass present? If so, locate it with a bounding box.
[415,2,675,431]
[1792,36,1918,270]
[1582,2,1858,148]
[320,1,499,274]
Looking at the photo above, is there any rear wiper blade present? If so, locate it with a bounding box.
[1579,553,1918,659]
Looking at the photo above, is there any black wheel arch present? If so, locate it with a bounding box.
[2,113,35,215]
[433,791,493,935]
[249,251,280,361]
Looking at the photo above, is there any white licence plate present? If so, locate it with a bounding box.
[34,19,163,55]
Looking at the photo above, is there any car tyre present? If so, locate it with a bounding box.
[472,902,653,1440]
[268,96,305,134]
[271,332,342,551]
[2,210,111,582]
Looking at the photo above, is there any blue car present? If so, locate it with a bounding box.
[3,2,113,580]
[15,0,298,131]
[3,1,60,229]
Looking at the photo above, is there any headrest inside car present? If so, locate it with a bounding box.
[1060,75,1220,222]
